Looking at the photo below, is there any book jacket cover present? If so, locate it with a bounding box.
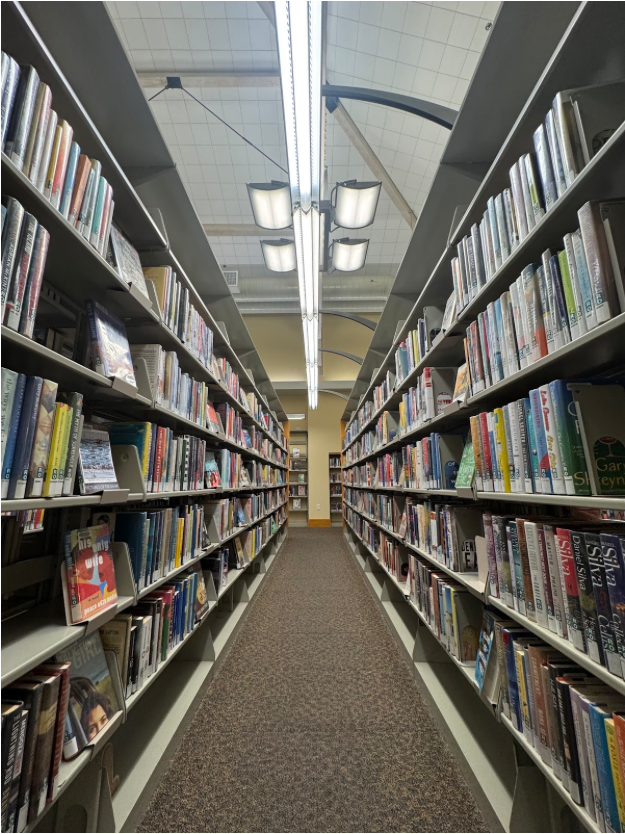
[64,523,118,623]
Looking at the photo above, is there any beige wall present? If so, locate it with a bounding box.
[243,311,378,523]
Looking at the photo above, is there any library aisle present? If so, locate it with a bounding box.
[137,528,490,833]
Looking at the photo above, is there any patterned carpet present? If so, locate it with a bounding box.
[136,527,490,833]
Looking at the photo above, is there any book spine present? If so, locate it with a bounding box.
[58,140,80,219]
[516,276,532,367]
[43,123,63,201]
[553,95,581,188]
[564,232,588,340]
[494,408,511,492]
[4,211,38,332]
[518,153,536,231]
[494,193,510,262]
[508,521,525,613]
[529,388,551,493]
[1,198,25,320]
[517,520,536,619]
[523,153,545,223]
[604,720,625,831]
[19,225,50,339]
[8,67,40,171]
[509,161,529,241]
[49,120,73,208]
[571,531,603,664]
[578,201,619,325]
[1,707,22,831]
[585,533,622,677]
[502,404,516,492]
[27,378,58,498]
[469,415,483,491]
[545,109,567,199]
[34,109,58,193]
[85,300,105,377]
[523,397,540,493]
[543,250,567,349]
[8,375,43,500]
[68,154,91,227]
[539,384,566,495]
[24,83,51,184]
[533,123,557,211]
[1,57,20,152]
[487,197,501,270]
[502,188,519,252]
[589,707,620,834]
[548,380,575,497]
[523,265,548,361]
[601,535,625,678]
[556,528,587,653]
[43,403,68,497]
[61,393,84,495]
[89,175,108,248]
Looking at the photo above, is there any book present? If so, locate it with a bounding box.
[19,673,60,822]
[109,225,149,299]
[578,200,622,325]
[7,375,43,500]
[26,378,58,498]
[1,197,25,321]
[204,451,221,488]
[1,680,43,831]
[77,423,119,495]
[56,631,120,748]
[64,523,118,624]
[85,300,136,387]
[59,392,84,496]
[99,615,133,698]
[5,65,40,171]
[570,383,625,496]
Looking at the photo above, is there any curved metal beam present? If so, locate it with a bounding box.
[324,85,457,130]
[319,348,363,365]
[319,388,349,401]
[319,309,376,330]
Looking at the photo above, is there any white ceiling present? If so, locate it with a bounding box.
[107,0,499,311]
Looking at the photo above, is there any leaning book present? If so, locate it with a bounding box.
[86,299,136,387]
[63,522,118,624]
[56,631,120,753]
[77,423,119,494]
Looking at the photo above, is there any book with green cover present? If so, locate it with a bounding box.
[455,438,475,490]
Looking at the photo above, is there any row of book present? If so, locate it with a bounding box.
[288,485,306,496]
[1,371,83,500]
[408,552,483,662]
[484,513,625,679]
[1,630,121,833]
[464,201,624,399]
[476,610,625,830]
[2,54,115,259]
[468,380,624,498]
[394,313,438,384]
[452,81,624,313]
[1,196,49,336]
[329,455,342,468]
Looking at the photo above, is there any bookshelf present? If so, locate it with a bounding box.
[329,454,342,526]
[341,4,625,833]
[1,2,289,831]
[288,430,308,528]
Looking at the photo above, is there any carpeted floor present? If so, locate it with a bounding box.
[136,527,490,833]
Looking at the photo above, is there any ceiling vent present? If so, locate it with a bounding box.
[222,269,240,293]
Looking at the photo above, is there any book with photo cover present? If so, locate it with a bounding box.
[206,401,221,434]
[85,300,136,387]
[453,363,470,403]
[77,423,119,495]
[109,224,149,299]
[64,522,118,624]
[292,498,302,510]
[204,451,221,488]
[56,631,120,753]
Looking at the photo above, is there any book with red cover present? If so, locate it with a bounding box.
[63,523,118,624]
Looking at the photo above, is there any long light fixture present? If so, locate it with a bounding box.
[261,239,296,272]
[331,238,369,272]
[333,181,381,229]
[275,0,322,409]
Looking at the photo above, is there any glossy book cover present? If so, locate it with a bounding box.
[64,523,118,623]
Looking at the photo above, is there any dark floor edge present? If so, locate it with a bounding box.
[124,537,287,834]
[343,529,508,834]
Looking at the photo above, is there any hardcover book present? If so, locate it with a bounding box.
[85,300,136,387]
[63,523,118,624]
[77,424,119,495]
[56,631,120,750]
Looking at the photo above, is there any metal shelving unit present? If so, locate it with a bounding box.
[329,454,343,525]
[287,430,309,528]
[1,3,290,832]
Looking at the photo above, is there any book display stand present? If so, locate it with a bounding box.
[341,5,625,832]
[1,2,290,831]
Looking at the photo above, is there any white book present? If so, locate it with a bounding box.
[524,522,549,629]
[563,233,588,339]
[515,276,532,368]
[545,109,567,199]
[538,384,566,495]
[507,402,523,493]
[571,229,598,331]
[494,193,510,262]
[518,155,536,232]
[502,404,517,492]
[541,248,567,351]
[1,368,18,469]
[500,291,519,376]
[487,197,502,270]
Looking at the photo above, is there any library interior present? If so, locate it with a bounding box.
[2,1,625,832]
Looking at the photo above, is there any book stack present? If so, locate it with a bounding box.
[142,266,214,368]
[2,53,115,256]
[1,197,50,336]
[484,513,625,679]
[1,370,83,500]
[409,554,483,661]
[1,630,120,832]
[477,610,625,829]
[107,421,206,495]
[406,499,483,574]
[468,380,625,498]
[112,503,208,592]
[464,200,624,394]
[101,568,208,702]
[372,369,396,412]
[452,81,625,314]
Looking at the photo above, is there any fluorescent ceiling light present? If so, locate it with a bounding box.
[334,181,382,229]
[332,238,369,272]
[287,413,306,420]
[247,182,292,230]
[261,238,296,272]
[275,0,322,409]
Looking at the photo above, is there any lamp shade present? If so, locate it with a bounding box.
[247,182,292,230]
[332,238,369,272]
[334,181,381,229]
[261,238,297,272]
